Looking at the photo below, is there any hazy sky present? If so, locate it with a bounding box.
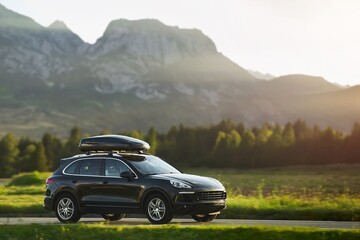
[1,0,359,86]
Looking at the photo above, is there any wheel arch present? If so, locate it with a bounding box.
[140,187,172,212]
[52,187,80,211]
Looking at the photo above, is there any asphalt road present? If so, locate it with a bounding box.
[0,217,359,229]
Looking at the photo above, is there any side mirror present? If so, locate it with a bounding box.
[120,171,135,181]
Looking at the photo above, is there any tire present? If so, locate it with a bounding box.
[191,213,217,222]
[145,194,173,224]
[55,193,81,223]
[101,213,125,221]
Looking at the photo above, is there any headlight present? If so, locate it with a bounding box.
[170,180,192,189]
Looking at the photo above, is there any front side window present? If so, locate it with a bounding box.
[105,159,131,177]
[79,159,102,176]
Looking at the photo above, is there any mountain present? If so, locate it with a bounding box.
[270,85,360,129]
[78,19,257,95]
[0,3,359,137]
[0,4,84,89]
[247,69,275,80]
[259,74,340,96]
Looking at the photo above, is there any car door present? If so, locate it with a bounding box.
[74,158,105,206]
[100,158,142,210]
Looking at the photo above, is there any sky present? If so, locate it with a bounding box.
[1,0,359,86]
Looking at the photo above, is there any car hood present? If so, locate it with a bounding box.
[150,173,225,189]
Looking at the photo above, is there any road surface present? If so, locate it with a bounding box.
[0,217,359,229]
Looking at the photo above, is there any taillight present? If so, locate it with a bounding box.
[46,177,54,184]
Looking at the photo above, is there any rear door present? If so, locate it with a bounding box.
[73,158,105,206]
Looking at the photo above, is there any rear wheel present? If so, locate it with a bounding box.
[191,213,217,222]
[145,194,173,224]
[101,213,125,221]
[55,194,81,223]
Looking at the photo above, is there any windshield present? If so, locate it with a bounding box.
[126,155,180,175]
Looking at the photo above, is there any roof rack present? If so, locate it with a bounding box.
[84,150,146,155]
[78,135,150,153]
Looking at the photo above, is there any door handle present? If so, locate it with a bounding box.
[102,180,109,184]
[72,180,78,183]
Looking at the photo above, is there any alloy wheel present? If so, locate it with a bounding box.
[57,197,74,220]
[147,198,166,221]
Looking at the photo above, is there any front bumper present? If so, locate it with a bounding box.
[172,190,227,215]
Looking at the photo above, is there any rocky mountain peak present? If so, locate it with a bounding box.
[88,19,217,59]
[48,20,69,31]
[46,20,85,54]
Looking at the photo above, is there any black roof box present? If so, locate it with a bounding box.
[78,135,150,152]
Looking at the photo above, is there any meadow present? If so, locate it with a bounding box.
[0,224,359,240]
[1,165,360,220]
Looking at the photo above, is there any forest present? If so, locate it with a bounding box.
[0,119,359,177]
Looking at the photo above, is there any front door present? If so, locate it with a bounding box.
[100,158,142,211]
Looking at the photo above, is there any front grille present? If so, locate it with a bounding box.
[198,191,226,201]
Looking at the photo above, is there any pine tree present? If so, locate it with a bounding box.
[130,130,144,140]
[22,144,36,172]
[256,124,272,145]
[0,133,19,177]
[17,137,37,172]
[214,131,227,150]
[62,126,82,157]
[242,129,256,149]
[282,123,295,146]
[146,127,158,154]
[42,132,63,170]
[226,130,241,149]
[33,143,48,172]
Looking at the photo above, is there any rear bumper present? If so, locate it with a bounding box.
[43,196,54,211]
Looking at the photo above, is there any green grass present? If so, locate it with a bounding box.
[187,165,360,196]
[0,194,46,214]
[0,224,359,240]
[1,166,360,220]
[222,195,360,220]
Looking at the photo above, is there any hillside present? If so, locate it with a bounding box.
[259,74,340,96]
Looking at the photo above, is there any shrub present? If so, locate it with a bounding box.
[7,171,50,186]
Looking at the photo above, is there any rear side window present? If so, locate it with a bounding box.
[64,161,81,174]
[79,159,102,176]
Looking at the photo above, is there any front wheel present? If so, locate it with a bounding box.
[145,194,173,224]
[191,213,217,222]
[101,213,125,221]
[55,194,81,223]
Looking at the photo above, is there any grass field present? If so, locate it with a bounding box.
[187,165,360,196]
[1,165,360,220]
[0,224,359,240]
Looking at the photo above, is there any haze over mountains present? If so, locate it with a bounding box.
[0,4,359,137]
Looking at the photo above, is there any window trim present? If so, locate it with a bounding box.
[62,157,138,179]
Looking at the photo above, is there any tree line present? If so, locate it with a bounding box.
[0,119,360,177]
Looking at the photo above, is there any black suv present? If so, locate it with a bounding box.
[44,135,226,224]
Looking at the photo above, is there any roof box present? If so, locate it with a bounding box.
[78,135,150,152]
